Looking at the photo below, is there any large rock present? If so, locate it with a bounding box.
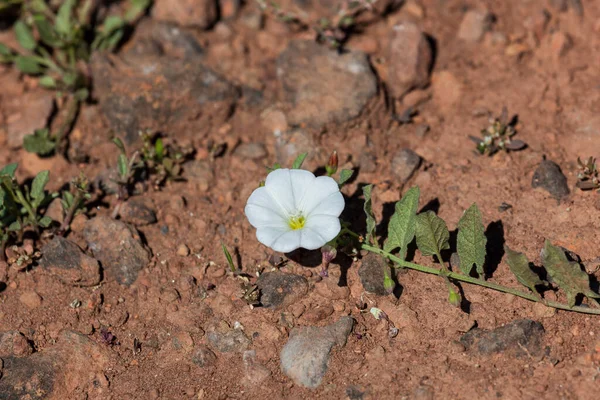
[388,22,433,98]
[40,237,101,287]
[256,272,309,309]
[0,330,112,399]
[125,20,205,60]
[83,216,150,286]
[277,40,377,128]
[531,160,570,200]
[91,53,238,146]
[152,0,218,29]
[280,316,354,389]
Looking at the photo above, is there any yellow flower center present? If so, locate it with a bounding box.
[288,215,306,230]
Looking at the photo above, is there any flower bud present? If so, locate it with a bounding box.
[383,275,395,295]
[321,245,337,265]
[448,288,461,308]
[325,150,338,176]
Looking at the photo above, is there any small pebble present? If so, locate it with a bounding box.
[177,244,190,257]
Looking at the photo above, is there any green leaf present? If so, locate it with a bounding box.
[8,220,21,232]
[23,128,56,156]
[457,203,487,277]
[504,245,545,294]
[100,15,124,35]
[291,153,308,169]
[383,186,420,261]
[38,215,53,228]
[222,243,236,272]
[117,154,128,178]
[14,56,44,74]
[31,170,50,201]
[0,163,18,177]
[55,0,76,36]
[38,75,57,89]
[14,21,37,50]
[541,240,600,308]
[113,137,126,154]
[124,0,152,22]
[0,43,13,57]
[362,184,377,246]
[33,14,60,47]
[155,138,164,160]
[415,211,450,262]
[338,169,353,186]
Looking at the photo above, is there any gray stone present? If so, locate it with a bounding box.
[531,160,570,200]
[277,40,377,128]
[391,148,422,182]
[235,142,268,160]
[83,216,150,286]
[191,345,217,367]
[40,237,101,287]
[207,328,251,353]
[119,198,158,226]
[460,319,545,356]
[388,22,433,98]
[126,20,204,60]
[358,253,389,295]
[280,316,354,389]
[256,272,309,309]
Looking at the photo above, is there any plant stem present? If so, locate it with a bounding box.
[362,244,600,316]
[58,191,83,235]
[55,94,81,157]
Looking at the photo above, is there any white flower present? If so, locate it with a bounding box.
[245,168,345,253]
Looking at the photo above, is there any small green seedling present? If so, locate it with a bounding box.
[222,243,237,273]
[112,137,142,202]
[0,163,57,260]
[0,0,151,157]
[576,156,599,191]
[470,107,526,156]
[140,132,193,189]
[58,172,90,234]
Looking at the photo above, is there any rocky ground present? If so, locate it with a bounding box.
[1,0,600,399]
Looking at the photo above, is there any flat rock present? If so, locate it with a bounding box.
[4,89,54,149]
[91,53,237,146]
[257,272,309,309]
[277,40,377,128]
[388,22,433,98]
[358,253,389,295]
[83,216,150,286]
[40,237,101,287]
[125,19,204,60]
[119,198,158,226]
[207,326,251,353]
[391,148,422,183]
[457,9,493,42]
[0,331,33,357]
[280,316,354,389]
[460,319,545,356]
[531,160,570,200]
[152,0,218,29]
[0,330,111,399]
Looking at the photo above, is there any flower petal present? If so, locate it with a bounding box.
[245,204,288,229]
[289,169,316,210]
[264,169,295,215]
[245,186,288,227]
[300,176,345,217]
[257,227,301,253]
[303,215,341,247]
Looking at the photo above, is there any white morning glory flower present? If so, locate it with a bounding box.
[245,168,345,253]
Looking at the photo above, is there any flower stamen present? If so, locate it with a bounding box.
[288,214,306,230]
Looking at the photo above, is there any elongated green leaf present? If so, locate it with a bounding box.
[14,56,44,74]
[541,240,600,308]
[338,169,353,186]
[33,15,60,47]
[0,163,18,177]
[56,0,76,36]
[113,137,126,153]
[38,215,53,228]
[23,128,56,156]
[14,21,37,50]
[384,186,420,260]
[457,203,487,277]
[504,245,545,294]
[415,211,449,261]
[38,75,57,89]
[31,170,49,201]
[222,243,236,272]
[291,153,308,169]
[0,43,13,57]
[117,154,128,178]
[362,184,377,246]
